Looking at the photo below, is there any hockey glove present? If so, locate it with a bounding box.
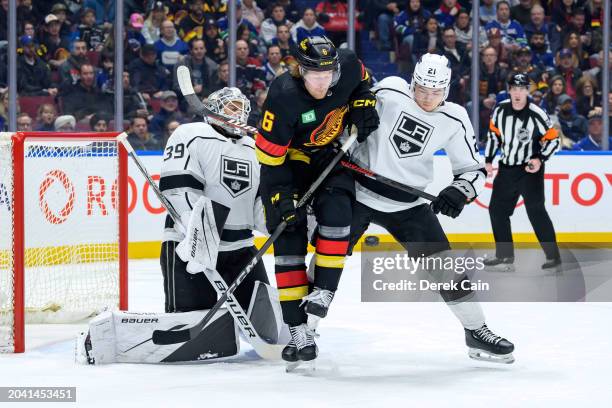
[348,93,380,143]
[265,187,305,232]
[310,143,344,175]
[431,185,468,218]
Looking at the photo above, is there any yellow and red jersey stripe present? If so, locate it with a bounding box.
[255,133,290,166]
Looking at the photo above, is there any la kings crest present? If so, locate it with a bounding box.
[389,111,433,158]
[220,155,252,197]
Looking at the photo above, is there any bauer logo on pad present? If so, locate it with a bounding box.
[389,111,433,158]
[220,156,252,197]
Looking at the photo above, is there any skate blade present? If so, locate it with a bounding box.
[468,348,515,364]
[286,360,316,373]
[484,264,515,273]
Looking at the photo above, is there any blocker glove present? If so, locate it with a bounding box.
[348,93,380,143]
[264,187,305,232]
[431,185,468,218]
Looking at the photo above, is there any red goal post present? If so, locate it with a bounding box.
[0,132,128,353]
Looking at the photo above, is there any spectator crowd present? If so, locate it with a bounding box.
[0,0,610,151]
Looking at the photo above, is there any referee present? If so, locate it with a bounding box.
[484,72,561,270]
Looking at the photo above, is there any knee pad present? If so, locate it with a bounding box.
[439,275,474,303]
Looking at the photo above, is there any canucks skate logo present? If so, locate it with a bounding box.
[389,112,433,158]
[304,105,349,147]
[221,156,252,198]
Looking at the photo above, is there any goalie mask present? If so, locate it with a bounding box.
[410,53,452,104]
[204,87,252,136]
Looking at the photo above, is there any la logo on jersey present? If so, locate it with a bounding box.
[220,156,252,197]
[389,112,433,158]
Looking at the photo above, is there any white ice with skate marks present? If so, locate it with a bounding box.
[1,255,611,408]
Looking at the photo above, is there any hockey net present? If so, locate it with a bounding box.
[0,132,128,353]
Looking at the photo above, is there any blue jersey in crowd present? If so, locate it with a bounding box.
[485,20,527,47]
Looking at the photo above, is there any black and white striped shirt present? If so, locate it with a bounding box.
[485,100,560,165]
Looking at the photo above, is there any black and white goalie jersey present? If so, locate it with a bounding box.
[160,122,265,251]
[352,76,486,213]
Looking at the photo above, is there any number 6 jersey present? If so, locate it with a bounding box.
[159,122,266,251]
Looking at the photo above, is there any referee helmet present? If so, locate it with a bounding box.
[507,72,530,88]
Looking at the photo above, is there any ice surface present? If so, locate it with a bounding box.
[1,255,611,408]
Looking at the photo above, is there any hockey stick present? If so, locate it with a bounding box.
[117,134,283,359]
[339,159,437,201]
[176,65,259,137]
[149,127,359,346]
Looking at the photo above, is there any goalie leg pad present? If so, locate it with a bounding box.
[247,281,290,345]
[217,246,270,312]
[83,309,239,364]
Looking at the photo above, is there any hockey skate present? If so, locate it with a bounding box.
[483,256,515,272]
[284,324,318,373]
[465,324,515,364]
[541,257,561,270]
[302,287,335,330]
[75,331,94,365]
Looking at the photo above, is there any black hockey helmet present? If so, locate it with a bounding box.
[507,71,529,88]
[295,36,339,71]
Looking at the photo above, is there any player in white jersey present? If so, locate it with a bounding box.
[76,88,282,365]
[159,87,269,314]
[341,54,514,363]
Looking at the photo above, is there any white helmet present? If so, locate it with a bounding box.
[410,53,452,102]
[204,87,251,127]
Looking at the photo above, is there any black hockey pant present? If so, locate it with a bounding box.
[348,202,474,302]
[489,163,560,260]
[160,242,269,313]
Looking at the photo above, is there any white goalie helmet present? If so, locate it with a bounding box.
[204,87,251,126]
[410,53,452,102]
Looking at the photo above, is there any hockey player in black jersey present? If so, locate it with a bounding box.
[255,36,379,366]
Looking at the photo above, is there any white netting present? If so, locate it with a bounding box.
[0,133,15,352]
[0,136,122,352]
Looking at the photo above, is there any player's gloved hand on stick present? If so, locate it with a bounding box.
[348,93,380,143]
[310,143,344,175]
[265,187,305,232]
[431,185,468,218]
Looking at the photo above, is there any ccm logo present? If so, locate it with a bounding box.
[352,99,376,107]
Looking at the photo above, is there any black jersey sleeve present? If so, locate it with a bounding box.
[255,77,296,189]
[345,51,375,101]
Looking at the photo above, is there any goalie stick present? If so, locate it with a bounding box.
[148,127,359,346]
[117,134,283,360]
[176,65,258,138]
